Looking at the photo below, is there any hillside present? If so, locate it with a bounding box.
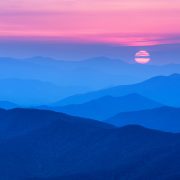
[52,94,162,120]
[0,109,179,179]
[107,106,180,132]
[55,74,180,107]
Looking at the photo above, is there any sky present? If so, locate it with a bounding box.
[0,0,180,62]
[1,0,180,45]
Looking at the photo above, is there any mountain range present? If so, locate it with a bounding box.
[0,108,179,180]
[56,74,180,107]
[0,56,180,180]
[0,101,17,109]
[0,56,180,91]
[107,106,180,132]
[0,79,89,105]
[50,94,162,120]
[0,57,180,106]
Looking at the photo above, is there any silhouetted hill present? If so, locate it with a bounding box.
[0,108,61,138]
[107,106,180,132]
[0,109,179,179]
[23,125,180,180]
[52,94,162,120]
[0,108,112,139]
[56,74,180,107]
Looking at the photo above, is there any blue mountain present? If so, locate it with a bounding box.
[0,78,89,105]
[0,108,179,179]
[51,94,162,120]
[0,108,63,139]
[107,106,180,132]
[0,101,17,109]
[55,74,180,107]
[0,108,113,140]
[0,56,180,91]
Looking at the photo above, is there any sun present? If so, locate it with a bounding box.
[135,50,151,64]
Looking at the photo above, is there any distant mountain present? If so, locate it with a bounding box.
[56,74,180,107]
[107,106,180,132]
[0,56,138,89]
[0,79,61,105]
[0,56,180,92]
[0,114,176,180]
[52,94,162,120]
[0,78,89,105]
[0,101,17,109]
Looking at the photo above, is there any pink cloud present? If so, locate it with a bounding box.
[0,0,180,46]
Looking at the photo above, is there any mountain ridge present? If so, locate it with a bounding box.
[54,74,180,107]
[50,93,162,120]
[107,106,180,132]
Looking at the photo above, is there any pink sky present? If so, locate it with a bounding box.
[0,0,180,46]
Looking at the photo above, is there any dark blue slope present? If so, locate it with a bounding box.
[0,108,178,179]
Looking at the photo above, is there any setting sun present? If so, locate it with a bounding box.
[135,50,151,64]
